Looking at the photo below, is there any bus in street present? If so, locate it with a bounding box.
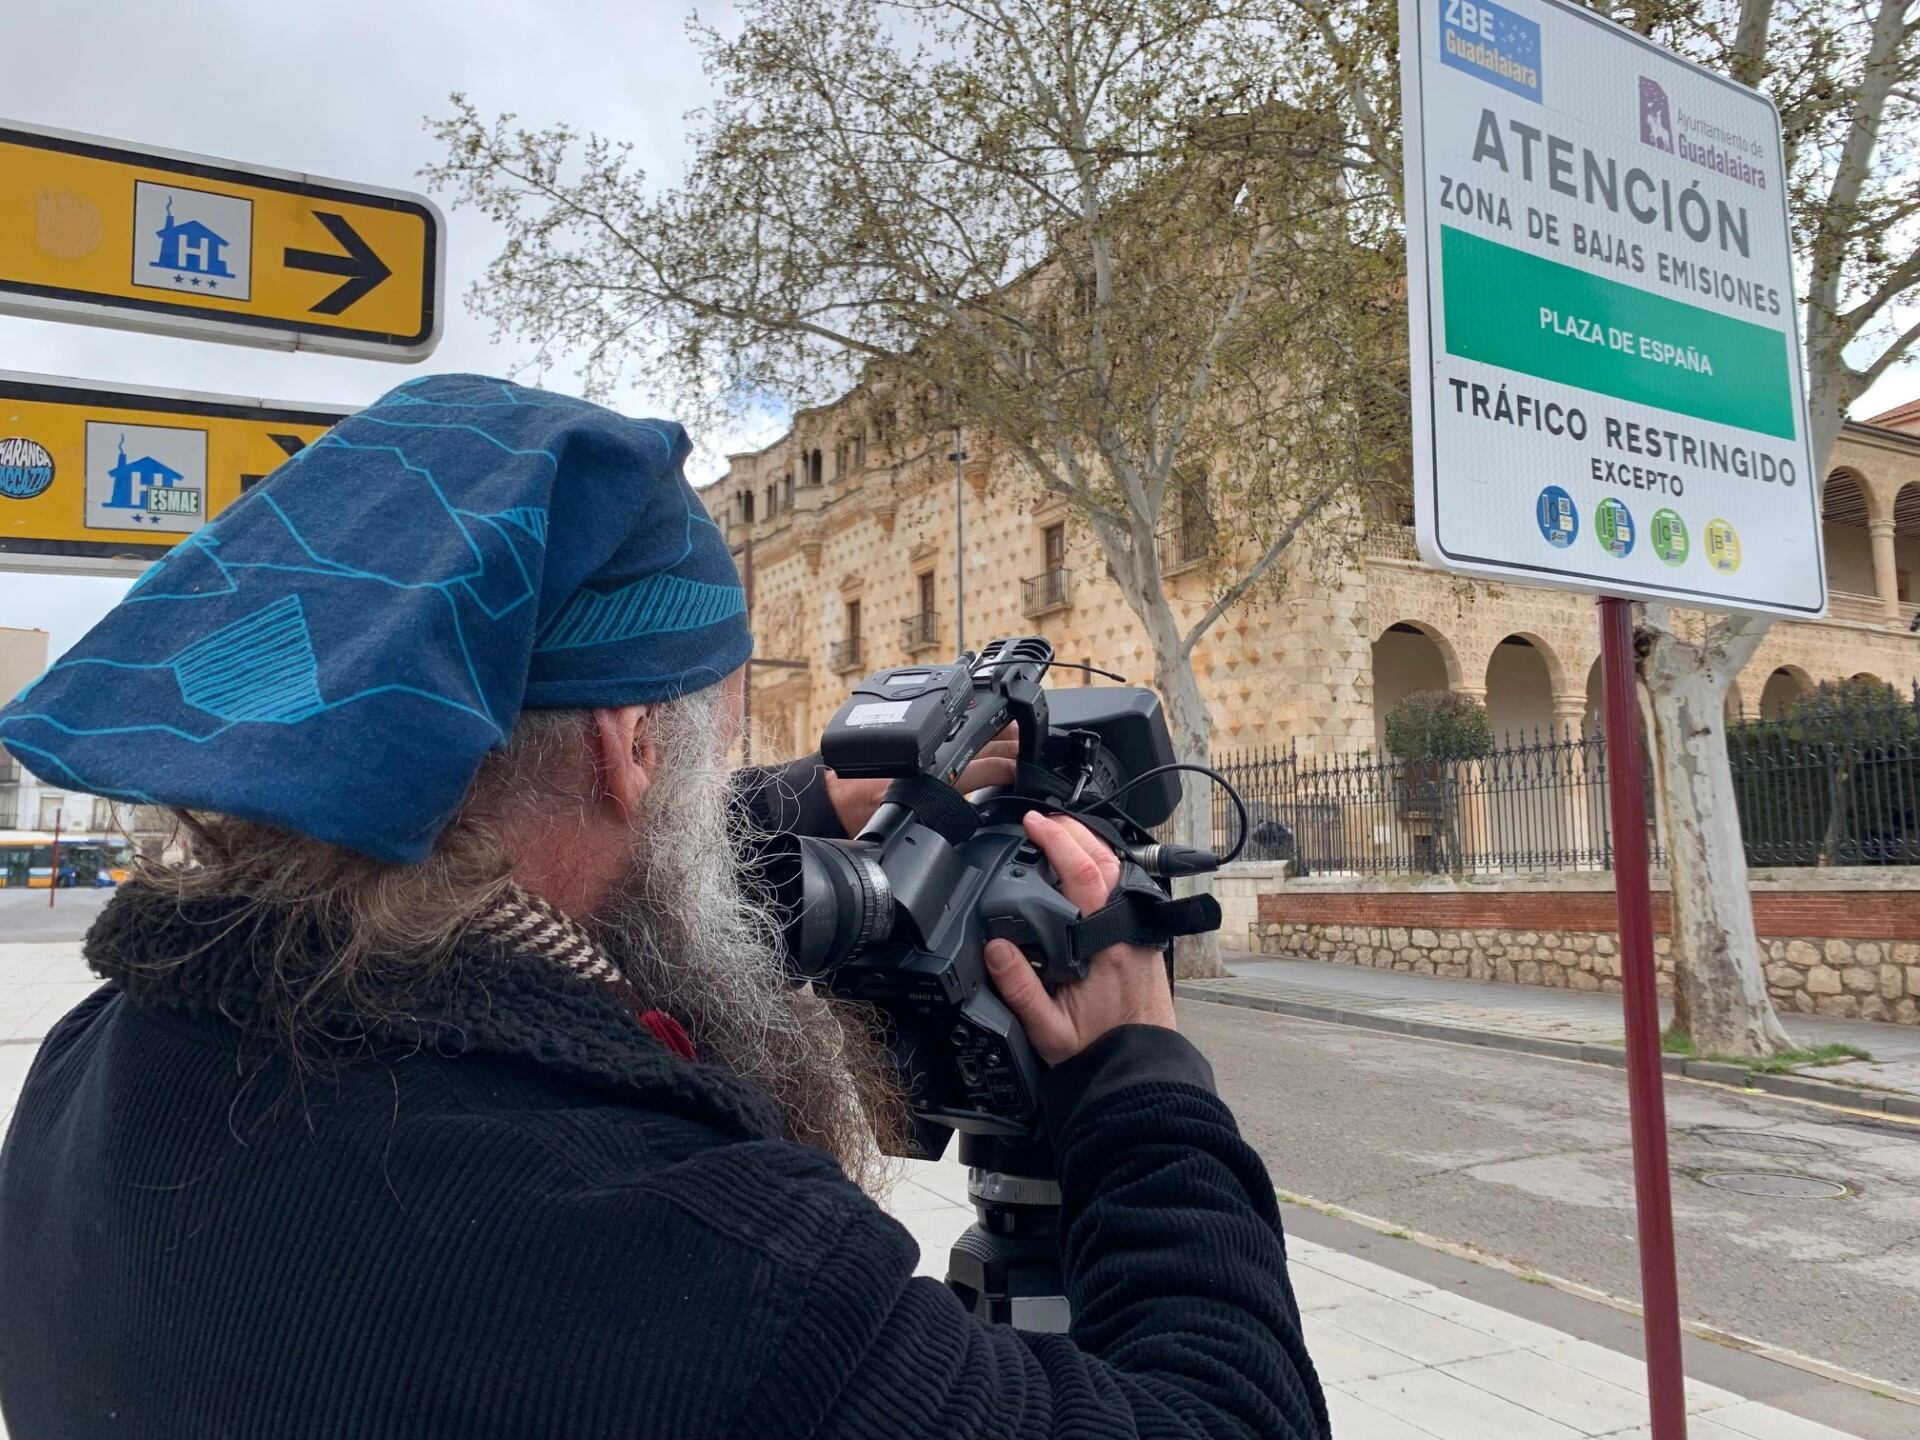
[0,833,133,889]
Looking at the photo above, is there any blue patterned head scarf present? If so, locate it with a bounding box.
[0,374,750,863]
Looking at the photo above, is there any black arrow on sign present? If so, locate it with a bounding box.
[283,212,392,315]
[242,434,321,492]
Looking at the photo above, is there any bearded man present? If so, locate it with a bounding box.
[0,375,1325,1439]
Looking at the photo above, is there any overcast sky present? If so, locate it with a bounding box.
[0,0,772,661]
[3,0,1918,663]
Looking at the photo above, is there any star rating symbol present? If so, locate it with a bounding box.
[173,274,184,285]
[189,277,202,287]
[205,280,217,291]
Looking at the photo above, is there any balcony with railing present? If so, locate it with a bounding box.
[1156,519,1212,575]
[900,612,940,653]
[1021,566,1073,617]
[127,804,170,835]
[830,636,865,672]
[1362,526,1419,562]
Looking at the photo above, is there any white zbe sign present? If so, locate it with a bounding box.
[1399,0,1824,616]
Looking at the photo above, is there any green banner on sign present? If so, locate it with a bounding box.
[1441,226,1796,440]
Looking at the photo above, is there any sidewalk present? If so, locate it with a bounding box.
[895,1155,1895,1439]
[1177,953,1920,1116]
[0,942,108,1136]
[1,940,1910,1437]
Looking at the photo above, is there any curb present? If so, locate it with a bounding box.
[1174,982,1920,1121]
[1276,1188,1920,1414]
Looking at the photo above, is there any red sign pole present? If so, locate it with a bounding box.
[1597,595,1688,1439]
[47,809,61,910]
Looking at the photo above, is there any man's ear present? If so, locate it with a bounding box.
[587,704,656,823]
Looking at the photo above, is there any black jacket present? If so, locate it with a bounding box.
[0,767,1326,1439]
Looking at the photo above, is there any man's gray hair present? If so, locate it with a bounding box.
[145,689,903,1189]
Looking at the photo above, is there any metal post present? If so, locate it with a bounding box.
[950,427,967,653]
[47,808,61,909]
[1598,595,1688,1440]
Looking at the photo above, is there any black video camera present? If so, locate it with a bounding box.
[780,635,1226,1159]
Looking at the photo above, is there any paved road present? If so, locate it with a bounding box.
[0,887,111,943]
[1184,997,1920,1392]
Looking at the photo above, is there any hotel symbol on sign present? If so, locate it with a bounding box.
[132,182,254,301]
[84,421,208,535]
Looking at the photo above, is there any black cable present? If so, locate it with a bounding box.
[1087,761,1250,866]
[969,657,1130,685]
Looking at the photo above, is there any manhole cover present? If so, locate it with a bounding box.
[1692,1128,1825,1156]
[1698,1171,1848,1199]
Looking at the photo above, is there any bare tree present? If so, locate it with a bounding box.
[1275,0,1920,1053]
[429,0,1406,977]
[1617,0,1920,1055]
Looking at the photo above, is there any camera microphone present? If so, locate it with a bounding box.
[1119,842,1221,877]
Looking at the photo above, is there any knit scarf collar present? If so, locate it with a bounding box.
[465,886,699,1060]
[83,881,777,1141]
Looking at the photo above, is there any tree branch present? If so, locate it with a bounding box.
[1181,483,1339,653]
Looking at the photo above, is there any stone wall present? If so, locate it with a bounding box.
[1238,867,1920,1026]
[1212,861,1288,956]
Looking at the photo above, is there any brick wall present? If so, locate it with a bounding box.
[1235,868,1920,1025]
[1256,889,1920,942]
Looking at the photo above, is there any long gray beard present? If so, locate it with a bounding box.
[586,694,904,1194]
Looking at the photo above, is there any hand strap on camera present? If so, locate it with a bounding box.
[1070,863,1221,961]
[881,773,982,844]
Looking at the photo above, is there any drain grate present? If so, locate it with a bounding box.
[1698,1171,1848,1199]
[1691,1128,1826,1156]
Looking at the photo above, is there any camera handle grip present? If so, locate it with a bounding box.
[1069,865,1222,963]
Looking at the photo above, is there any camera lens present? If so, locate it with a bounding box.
[790,837,895,978]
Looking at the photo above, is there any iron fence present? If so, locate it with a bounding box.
[1728,683,1920,866]
[1205,683,1920,874]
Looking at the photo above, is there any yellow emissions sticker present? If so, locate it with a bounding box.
[0,121,442,360]
[0,371,350,576]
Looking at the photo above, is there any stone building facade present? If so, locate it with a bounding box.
[704,404,1920,763]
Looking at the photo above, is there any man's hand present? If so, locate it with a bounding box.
[983,811,1177,1066]
[821,726,1019,837]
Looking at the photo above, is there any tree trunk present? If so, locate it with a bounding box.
[1639,616,1794,1056]
[1143,606,1226,980]
[1818,759,1853,867]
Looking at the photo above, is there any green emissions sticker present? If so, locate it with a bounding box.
[1594,497,1634,558]
[1651,508,1688,567]
[1441,227,1796,440]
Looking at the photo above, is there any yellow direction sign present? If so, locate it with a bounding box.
[0,121,442,360]
[0,372,350,577]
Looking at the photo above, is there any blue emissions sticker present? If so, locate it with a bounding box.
[1536,485,1578,549]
